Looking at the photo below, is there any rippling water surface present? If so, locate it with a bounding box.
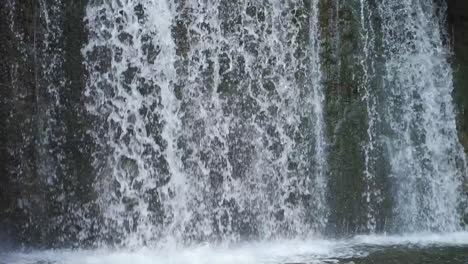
[2,233,468,264]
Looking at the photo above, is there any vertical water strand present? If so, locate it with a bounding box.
[378,0,467,232]
[161,0,219,244]
[146,0,188,246]
[359,0,379,232]
[411,0,468,232]
[379,1,420,230]
[167,0,237,243]
[309,0,328,232]
[83,0,179,246]
[37,0,63,195]
[215,0,266,240]
[5,0,16,35]
[438,0,468,229]
[243,0,298,238]
[187,0,241,242]
[36,0,74,242]
[238,0,319,238]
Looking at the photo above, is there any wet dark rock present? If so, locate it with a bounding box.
[448,2,468,142]
[447,0,468,190]
[0,0,97,248]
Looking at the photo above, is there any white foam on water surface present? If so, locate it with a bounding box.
[352,231,468,246]
[3,232,468,264]
[0,241,337,264]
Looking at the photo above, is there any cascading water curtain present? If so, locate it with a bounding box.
[2,0,468,250]
[83,0,181,246]
[83,0,328,246]
[376,0,467,232]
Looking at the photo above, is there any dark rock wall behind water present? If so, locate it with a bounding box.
[0,0,97,248]
[449,1,468,154]
[319,0,391,235]
[0,0,467,248]
[448,0,468,226]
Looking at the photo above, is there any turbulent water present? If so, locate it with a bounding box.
[1,0,468,258]
[82,0,329,245]
[79,0,467,244]
[3,233,468,264]
[378,0,467,233]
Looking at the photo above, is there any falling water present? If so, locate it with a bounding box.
[83,0,182,245]
[359,0,380,232]
[309,0,328,231]
[377,0,467,232]
[1,0,468,255]
[83,0,329,246]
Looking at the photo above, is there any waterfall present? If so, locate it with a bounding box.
[1,0,467,249]
[83,0,181,245]
[309,0,328,232]
[376,0,467,232]
[83,0,328,245]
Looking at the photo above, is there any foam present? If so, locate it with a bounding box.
[3,232,468,264]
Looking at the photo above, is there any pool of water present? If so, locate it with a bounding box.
[2,232,468,264]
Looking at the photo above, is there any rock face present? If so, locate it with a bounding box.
[448,0,468,151]
[447,0,468,219]
[319,0,388,236]
[0,0,39,247]
[0,0,96,248]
